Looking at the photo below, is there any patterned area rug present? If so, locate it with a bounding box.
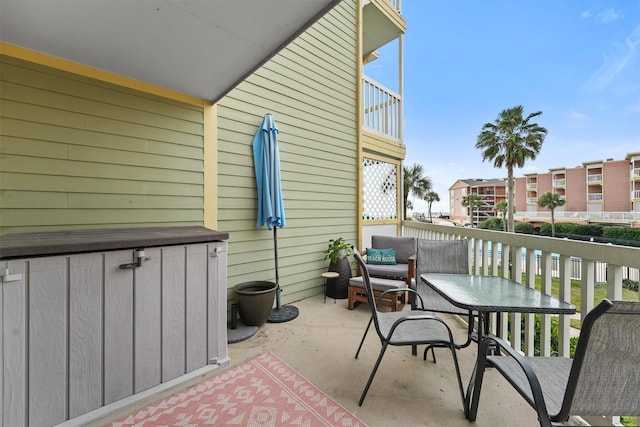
[110,352,366,426]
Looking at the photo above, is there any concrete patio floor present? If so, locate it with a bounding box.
[92,293,588,427]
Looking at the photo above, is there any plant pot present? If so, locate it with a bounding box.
[233,281,278,326]
[327,256,351,299]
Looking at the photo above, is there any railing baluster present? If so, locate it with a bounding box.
[540,251,553,356]
[558,255,572,358]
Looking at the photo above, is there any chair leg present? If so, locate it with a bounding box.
[449,344,466,415]
[358,342,389,406]
[422,345,437,363]
[355,316,374,359]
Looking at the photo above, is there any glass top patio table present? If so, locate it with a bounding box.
[420,273,576,315]
[420,273,576,419]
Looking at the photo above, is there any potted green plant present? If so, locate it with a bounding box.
[322,238,353,299]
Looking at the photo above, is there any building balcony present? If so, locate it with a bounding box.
[526,183,538,190]
[632,168,640,180]
[527,197,538,204]
[633,190,640,200]
[362,0,406,57]
[587,174,603,183]
[588,193,603,202]
[363,75,401,142]
[553,179,566,187]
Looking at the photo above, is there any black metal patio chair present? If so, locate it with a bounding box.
[352,247,465,409]
[469,299,640,427]
[413,239,476,358]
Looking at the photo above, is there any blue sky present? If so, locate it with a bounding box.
[364,0,640,214]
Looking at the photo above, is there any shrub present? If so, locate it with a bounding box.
[479,217,504,230]
[539,223,552,236]
[623,278,639,291]
[604,227,640,242]
[515,222,534,234]
[511,315,578,358]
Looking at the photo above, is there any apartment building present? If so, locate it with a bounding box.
[449,152,640,228]
[515,152,640,227]
[449,178,506,226]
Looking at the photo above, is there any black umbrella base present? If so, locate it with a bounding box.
[267,305,299,323]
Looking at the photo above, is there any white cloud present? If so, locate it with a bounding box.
[569,111,588,121]
[581,10,592,19]
[597,8,621,23]
[583,24,640,91]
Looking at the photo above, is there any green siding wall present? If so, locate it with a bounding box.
[218,0,358,304]
[0,56,205,234]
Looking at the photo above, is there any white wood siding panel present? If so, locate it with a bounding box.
[69,253,103,418]
[134,248,162,393]
[161,246,186,381]
[29,256,67,427]
[103,250,134,405]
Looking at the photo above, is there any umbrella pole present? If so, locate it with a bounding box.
[273,227,281,309]
[268,226,299,323]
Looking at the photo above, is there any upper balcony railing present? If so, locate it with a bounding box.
[362,75,401,141]
[386,0,401,13]
[633,168,640,178]
[553,179,566,186]
[587,174,603,183]
[402,221,640,359]
[633,190,640,200]
[526,183,537,190]
[588,193,603,201]
[527,197,538,204]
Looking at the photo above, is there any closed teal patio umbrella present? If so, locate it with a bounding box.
[253,114,298,322]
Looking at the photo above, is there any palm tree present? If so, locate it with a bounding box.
[403,163,432,219]
[494,200,508,231]
[462,192,483,227]
[537,192,565,237]
[475,106,548,232]
[424,191,440,222]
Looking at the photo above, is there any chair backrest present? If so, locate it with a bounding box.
[559,299,640,418]
[416,239,469,276]
[352,247,384,332]
[371,235,416,264]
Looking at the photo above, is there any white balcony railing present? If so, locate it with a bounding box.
[588,193,603,201]
[632,168,640,178]
[553,179,566,186]
[527,197,538,204]
[515,211,640,222]
[633,190,640,200]
[362,75,401,141]
[386,0,401,13]
[587,174,603,182]
[402,221,640,359]
[526,183,537,190]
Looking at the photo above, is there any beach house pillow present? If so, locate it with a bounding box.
[366,248,396,265]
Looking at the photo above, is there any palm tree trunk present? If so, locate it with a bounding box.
[507,166,514,232]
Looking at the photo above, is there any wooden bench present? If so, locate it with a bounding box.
[347,276,407,311]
